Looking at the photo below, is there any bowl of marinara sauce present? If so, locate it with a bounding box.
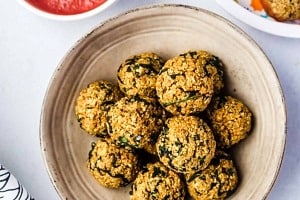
[17,0,118,21]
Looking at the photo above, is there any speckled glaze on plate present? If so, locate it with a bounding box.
[216,0,300,38]
[40,4,286,200]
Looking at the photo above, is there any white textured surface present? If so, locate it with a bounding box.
[0,0,299,199]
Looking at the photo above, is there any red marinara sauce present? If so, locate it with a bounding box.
[26,0,107,15]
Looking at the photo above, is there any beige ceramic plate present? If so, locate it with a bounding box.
[40,4,286,200]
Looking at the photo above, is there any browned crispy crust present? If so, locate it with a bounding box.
[260,0,300,21]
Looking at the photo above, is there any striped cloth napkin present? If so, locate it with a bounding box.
[0,164,34,200]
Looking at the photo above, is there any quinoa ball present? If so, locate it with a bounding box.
[87,138,140,188]
[156,53,215,115]
[156,115,216,174]
[206,96,253,148]
[117,52,164,98]
[107,96,165,150]
[185,150,239,200]
[179,50,224,94]
[75,80,123,137]
[130,162,186,200]
[143,141,158,155]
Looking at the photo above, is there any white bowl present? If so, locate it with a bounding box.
[216,0,300,38]
[17,0,117,21]
[40,4,286,200]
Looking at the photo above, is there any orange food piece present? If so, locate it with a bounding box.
[250,0,264,11]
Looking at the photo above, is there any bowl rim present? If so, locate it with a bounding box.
[16,0,118,21]
[39,3,287,199]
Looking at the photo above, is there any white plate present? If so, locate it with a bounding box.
[216,0,300,38]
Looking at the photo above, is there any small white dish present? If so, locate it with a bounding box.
[17,0,117,21]
[216,0,300,38]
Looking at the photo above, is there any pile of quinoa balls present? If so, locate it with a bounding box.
[75,50,253,200]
